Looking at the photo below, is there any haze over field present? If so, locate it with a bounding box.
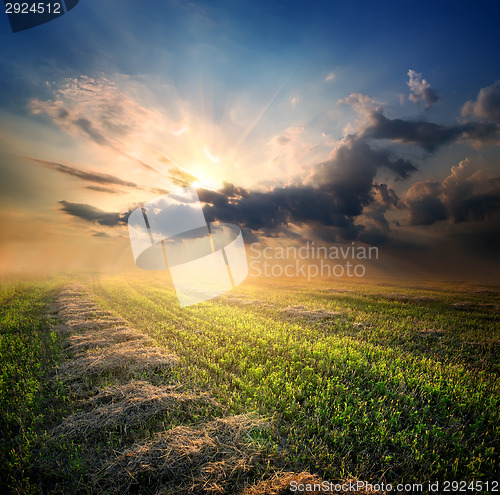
[0,1,499,280]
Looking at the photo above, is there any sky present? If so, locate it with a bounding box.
[0,0,499,279]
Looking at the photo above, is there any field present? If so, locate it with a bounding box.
[0,274,498,494]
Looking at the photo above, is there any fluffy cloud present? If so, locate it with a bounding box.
[442,158,500,222]
[460,81,500,146]
[405,180,447,225]
[337,93,383,114]
[407,70,440,109]
[462,81,500,123]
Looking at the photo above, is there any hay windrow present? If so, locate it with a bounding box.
[51,284,179,388]
[57,341,178,381]
[239,472,386,495]
[65,317,129,331]
[95,414,269,494]
[46,284,276,495]
[51,381,218,439]
[65,327,150,353]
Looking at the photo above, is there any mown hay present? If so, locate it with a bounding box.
[52,381,217,439]
[65,326,150,353]
[95,414,268,494]
[57,341,178,382]
[64,317,129,331]
[239,471,386,495]
[60,308,115,320]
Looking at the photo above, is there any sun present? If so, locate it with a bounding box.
[190,171,223,191]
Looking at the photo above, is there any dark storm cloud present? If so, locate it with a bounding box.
[25,156,139,188]
[219,182,249,198]
[360,110,500,151]
[405,160,500,226]
[59,201,132,226]
[340,92,459,152]
[372,183,400,209]
[198,182,249,209]
[308,135,415,207]
[460,122,500,145]
[362,112,462,152]
[343,80,500,151]
[203,184,362,236]
[203,136,416,242]
[406,181,448,225]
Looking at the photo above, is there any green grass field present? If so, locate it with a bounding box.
[1,275,499,493]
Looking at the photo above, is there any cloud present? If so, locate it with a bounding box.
[273,126,304,146]
[25,156,139,188]
[341,92,499,151]
[462,80,500,123]
[361,111,462,152]
[372,183,400,209]
[202,135,416,243]
[441,158,500,222]
[71,117,110,146]
[405,180,448,225]
[340,93,460,152]
[407,70,440,109]
[460,81,500,146]
[28,76,196,187]
[157,156,198,187]
[86,186,121,194]
[58,201,131,227]
[29,76,158,149]
[405,158,500,225]
[338,93,383,114]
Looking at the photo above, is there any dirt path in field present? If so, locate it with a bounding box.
[45,283,382,495]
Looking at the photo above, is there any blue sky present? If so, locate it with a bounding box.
[0,0,499,277]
